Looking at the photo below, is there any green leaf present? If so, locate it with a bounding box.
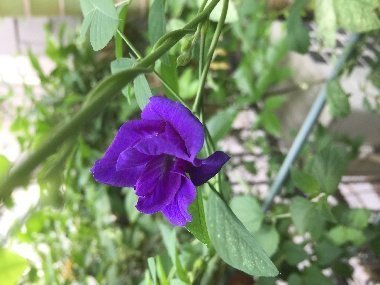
[210,0,238,23]
[206,190,278,277]
[155,256,169,285]
[260,111,281,137]
[291,169,320,196]
[111,58,152,109]
[0,155,11,181]
[80,0,119,51]
[326,80,350,118]
[314,240,342,267]
[315,0,337,47]
[290,197,325,239]
[158,223,189,283]
[316,197,336,223]
[124,190,139,223]
[230,195,264,233]
[158,56,180,97]
[344,208,371,229]
[171,280,187,285]
[186,188,211,246]
[0,249,28,285]
[333,0,380,32]
[283,241,308,266]
[147,257,157,285]
[133,70,153,109]
[264,96,287,111]
[253,224,280,257]
[159,223,176,262]
[257,277,276,285]
[111,58,134,73]
[178,69,199,99]
[286,0,310,54]
[309,145,347,194]
[206,107,238,143]
[288,274,303,285]
[328,225,366,246]
[303,266,335,285]
[148,0,166,45]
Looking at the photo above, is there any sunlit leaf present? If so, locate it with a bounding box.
[315,0,336,47]
[0,155,11,181]
[0,249,28,285]
[333,0,380,32]
[210,0,238,23]
[80,0,119,51]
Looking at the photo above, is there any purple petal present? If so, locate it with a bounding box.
[101,119,165,162]
[116,147,152,171]
[162,175,196,226]
[134,124,190,161]
[91,119,164,187]
[135,155,182,213]
[141,96,204,160]
[187,151,230,186]
[91,159,145,187]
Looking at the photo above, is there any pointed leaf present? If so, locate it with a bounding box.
[80,0,119,51]
[186,187,211,245]
[206,190,278,277]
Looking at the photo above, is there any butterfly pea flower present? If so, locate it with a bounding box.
[91,96,229,226]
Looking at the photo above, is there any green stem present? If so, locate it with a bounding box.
[115,4,129,58]
[192,0,228,115]
[0,0,223,199]
[117,29,142,58]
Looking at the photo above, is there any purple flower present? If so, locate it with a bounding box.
[91,96,229,226]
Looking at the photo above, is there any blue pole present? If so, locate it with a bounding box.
[262,34,361,212]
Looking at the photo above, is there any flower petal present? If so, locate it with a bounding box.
[142,96,204,160]
[91,120,164,187]
[91,159,145,187]
[134,124,189,161]
[101,119,165,162]
[187,151,230,186]
[135,155,182,214]
[162,175,196,226]
[116,147,152,171]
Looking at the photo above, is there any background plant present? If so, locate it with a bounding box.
[0,0,380,284]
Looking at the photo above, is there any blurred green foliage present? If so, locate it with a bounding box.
[1,0,380,284]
